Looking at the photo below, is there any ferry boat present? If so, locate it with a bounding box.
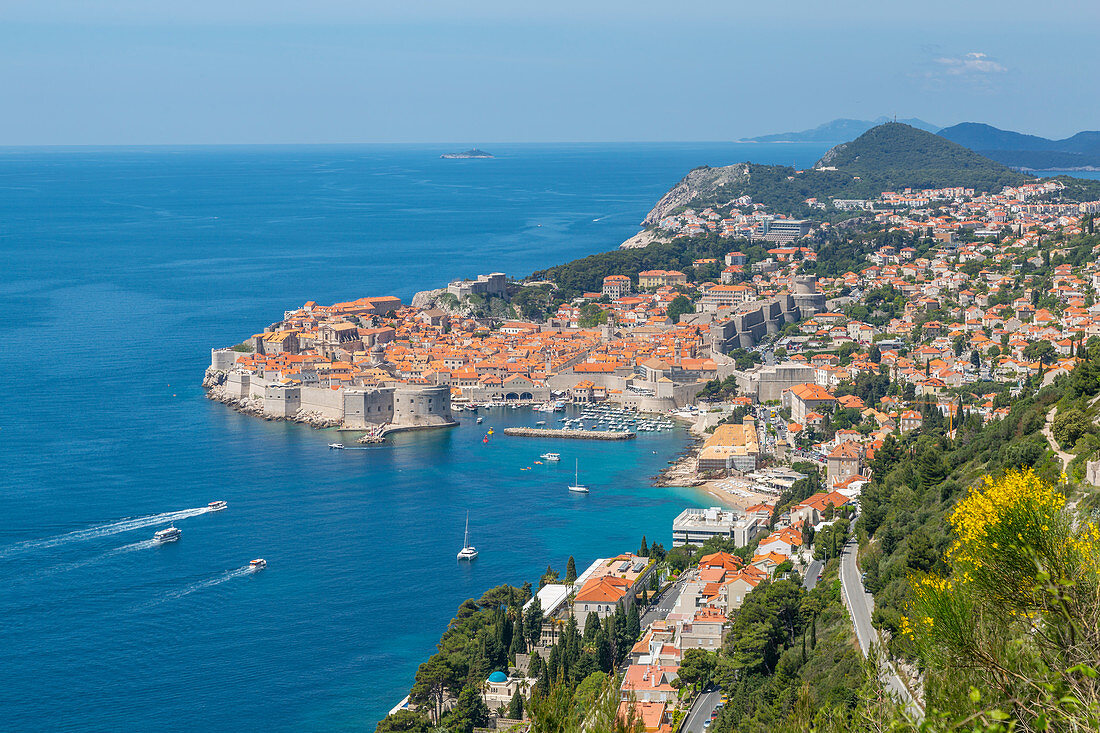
[208,500,228,512]
[567,459,589,494]
[249,558,267,570]
[154,525,181,543]
[457,511,478,561]
[540,452,561,461]
[329,443,345,450]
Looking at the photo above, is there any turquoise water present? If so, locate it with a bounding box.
[0,142,829,731]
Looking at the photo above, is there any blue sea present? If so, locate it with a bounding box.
[0,142,830,731]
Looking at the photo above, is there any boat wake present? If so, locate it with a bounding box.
[25,538,166,581]
[0,506,211,559]
[161,566,253,602]
[109,538,162,556]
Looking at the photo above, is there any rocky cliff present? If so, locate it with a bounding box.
[411,288,445,309]
[641,164,751,225]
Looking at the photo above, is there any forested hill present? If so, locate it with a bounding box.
[813,122,1033,191]
[642,123,1036,223]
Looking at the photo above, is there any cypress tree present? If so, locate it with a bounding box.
[508,620,526,657]
[524,595,543,649]
[626,603,641,642]
[641,587,648,607]
[638,536,649,557]
[547,643,561,681]
[565,556,577,583]
[595,628,613,672]
[810,613,817,650]
[507,688,524,720]
[583,612,601,642]
[535,665,550,698]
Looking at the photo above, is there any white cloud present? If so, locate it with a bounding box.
[934,52,1007,75]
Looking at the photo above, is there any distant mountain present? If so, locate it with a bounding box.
[938,123,1100,169]
[743,116,939,143]
[643,123,1032,224]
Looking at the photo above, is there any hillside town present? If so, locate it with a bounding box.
[365,170,1100,732]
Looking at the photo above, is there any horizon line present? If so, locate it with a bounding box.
[0,139,833,150]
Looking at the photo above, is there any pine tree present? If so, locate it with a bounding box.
[565,556,577,583]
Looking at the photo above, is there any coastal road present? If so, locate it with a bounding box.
[839,537,922,717]
[803,559,823,590]
[682,688,722,732]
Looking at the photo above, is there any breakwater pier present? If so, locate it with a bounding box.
[501,427,635,440]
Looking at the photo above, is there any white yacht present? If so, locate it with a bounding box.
[154,525,181,543]
[249,558,267,570]
[329,443,345,450]
[208,500,228,512]
[567,459,589,494]
[540,452,561,461]
[457,511,478,560]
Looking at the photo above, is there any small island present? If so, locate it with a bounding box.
[440,149,493,159]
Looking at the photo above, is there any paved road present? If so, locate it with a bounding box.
[803,559,823,590]
[682,688,722,732]
[839,537,922,716]
[641,574,689,629]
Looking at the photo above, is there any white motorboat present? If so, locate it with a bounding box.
[208,500,228,512]
[567,459,589,494]
[540,452,561,461]
[476,417,484,424]
[457,511,478,560]
[154,525,181,543]
[329,443,345,450]
[250,558,267,570]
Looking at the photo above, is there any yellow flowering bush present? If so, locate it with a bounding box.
[903,469,1100,730]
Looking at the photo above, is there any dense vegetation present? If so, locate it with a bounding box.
[647,124,1058,226]
[529,235,768,299]
[815,123,1033,193]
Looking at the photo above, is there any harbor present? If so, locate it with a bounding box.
[501,427,635,440]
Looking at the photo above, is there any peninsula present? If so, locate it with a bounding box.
[440,148,493,159]
[373,122,1100,733]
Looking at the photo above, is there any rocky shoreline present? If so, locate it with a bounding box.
[652,437,706,487]
[202,369,343,429]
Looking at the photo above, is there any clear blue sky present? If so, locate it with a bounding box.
[2,0,1096,144]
